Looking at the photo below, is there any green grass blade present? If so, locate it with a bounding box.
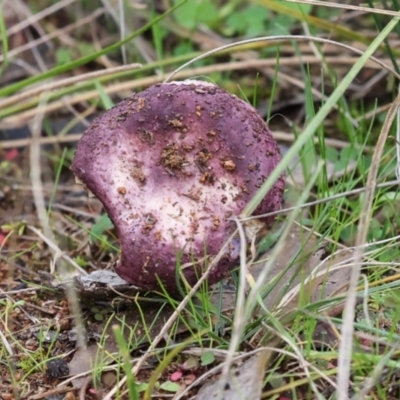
[0,8,9,73]
[95,80,114,110]
[47,148,67,216]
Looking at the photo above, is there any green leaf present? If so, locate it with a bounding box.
[90,213,114,244]
[325,147,339,163]
[197,1,219,25]
[173,41,194,57]
[226,13,247,33]
[55,48,72,66]
[94,313,104,321]
[159,381,181,392]
[200,351,215,366]
[75,256,89,268]
[77,42,97,57]
[173,0,198,29]
[243,5,269,35]
[183,355,199,369]
[136,382,149,392]
[226,5,269,35]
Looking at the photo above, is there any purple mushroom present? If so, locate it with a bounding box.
[71,80,285,294]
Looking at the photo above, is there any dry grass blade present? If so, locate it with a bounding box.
[0,129,360,149]
[0,60,296,126]
[217,217,249,398]
[2,36,396,128]
[277,0,400,17]
[0,8,106,64]
[0,329,13,356]
[0,63,142,110]
[164,35,400,82]
[29,94,53,243]
[3,0,77,38]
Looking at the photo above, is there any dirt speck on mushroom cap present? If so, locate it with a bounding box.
[71,81,285,293]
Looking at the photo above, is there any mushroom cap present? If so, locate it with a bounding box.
[71,80,285,293]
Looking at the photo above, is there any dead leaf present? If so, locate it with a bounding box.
[68,345,107,388]
[281,143,357,188]
[196,350,272,400]
[250,223,352,316]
